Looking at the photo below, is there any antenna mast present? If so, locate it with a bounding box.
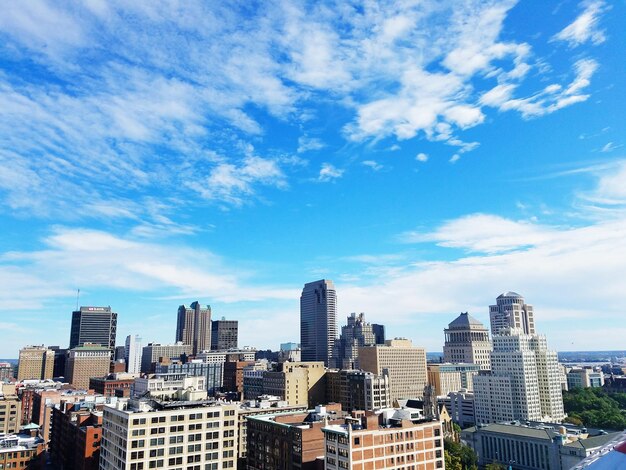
[76,289,80,311]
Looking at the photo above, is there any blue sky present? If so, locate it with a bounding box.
[1,0,625,357]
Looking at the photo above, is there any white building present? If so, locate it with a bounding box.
[124,335,142,374]
[490,291,536,335]
[100,399,239,470]
[473,328,565,424]
[443,312,492,370]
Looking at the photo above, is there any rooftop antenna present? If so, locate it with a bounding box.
[76,288,80,311]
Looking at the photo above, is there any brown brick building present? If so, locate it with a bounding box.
[88,374,135,397]
[0,429,45,470]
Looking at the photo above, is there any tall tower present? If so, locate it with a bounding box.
[443,312,492,370]
[124,335,143,374]
[69,306,117,351]
[211,318,238,350]
[176,301,211,355]
[489,292,535,335]
[300,279,337,366]
[332,312,376,369]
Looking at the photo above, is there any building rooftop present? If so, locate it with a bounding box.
[447,312,487,329]
[497,291,523,299]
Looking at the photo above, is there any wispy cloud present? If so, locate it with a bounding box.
[362,160,383,171]
[318,163,344,182]
[552,0,608,47]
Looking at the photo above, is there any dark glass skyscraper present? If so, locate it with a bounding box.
[69,306,117,351]
[300,279,337,366]
[211,318,238,350]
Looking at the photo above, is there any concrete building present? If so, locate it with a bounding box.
[99,398,239,470]
[0,430,45,470]
[322,409,444,470]
[443,312,492,370]
[49,401,103,470]
[462,422,621,470]
[262,361,327,408]
[326,369,391,412]
[196,349,256,364]
[0,362,14,381]
[439,390,475,429]
[331,312,376,369]
[0,389,21,435]
[65,344,111,390]
[17,346,55,381]
[473,329,565,424]
[155,360,223,395]
[211,318,238,351]
[566,367,605,389]
[243,369,265,400]
[69,306,117,352]
[176,301,212,355]
[359,339,428,401]
[246,403,345,470]
[223,360,254,397]
[132,374,206,400]
[124,335,142,374]
[427,363,481,395]
[490,292,536,335]
[300,279,337,366]
[140,342,192,373]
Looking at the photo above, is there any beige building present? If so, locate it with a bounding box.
[443,312,492,370]
[359,339,427,402]
[100,398,239,470]
[490,291,536,335]
[17,346,55,381]
[427,364,463,396]
[262,361,326,407]
[0,387,21,435]
[326,369,391,412]
[65,344,111,389]
[323,409,444,470]
[176,301,212,355]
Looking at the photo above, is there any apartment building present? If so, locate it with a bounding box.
[326,369,391,412]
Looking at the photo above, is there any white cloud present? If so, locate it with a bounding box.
[601,142,619,153]
[416,153,428,162]
[449,154,460,163]
[318,163,344,182]
[553,0,607,47]
[297,136,325,153]
[362,160,383,171]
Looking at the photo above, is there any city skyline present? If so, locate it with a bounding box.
[1,1,625,356]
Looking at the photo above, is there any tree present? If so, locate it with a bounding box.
[444,438,478,470]
[485,463,506,470]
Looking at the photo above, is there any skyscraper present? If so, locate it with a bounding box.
[300,279,337,366]
[443,312,492,370]
[489,291,535,335]
[124,335,142,374]
[211,318,238,350]
[176,301,211,355]
[372,323,386,345]
[69,306,117,351]
[331,312,376,369]
[17,346,55,381]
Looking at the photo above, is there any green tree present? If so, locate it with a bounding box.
[485,463,506,470]
[444,438,478,470]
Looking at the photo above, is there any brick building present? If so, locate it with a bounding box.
[89,374,136,397]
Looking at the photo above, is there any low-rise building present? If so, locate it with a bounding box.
[427,363,481,395]
[140,342,192,373]
[326,369,391,412]
[262,361,326,407]
[0,388,21,434]
[155,359,223,394]
[132,374,207,400]
[439,389,475,429]
[566,367,605,389]
[0,430,45,470]
[89,373,137,397]
[322,409,445,470]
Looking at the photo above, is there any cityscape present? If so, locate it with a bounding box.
[1,1,625,470]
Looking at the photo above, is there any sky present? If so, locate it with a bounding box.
[0,0,625,358]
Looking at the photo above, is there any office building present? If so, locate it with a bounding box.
[372,323,386,345]
[17,346,55,381]
[65,344,111,389]
[428,363,481,395]
[300,279,337,366]
[132,374,207,400]
[176,301,212,355]
[326,369,391,411]
[140,342,192,373]
[99,398,239,470]
[0,362,13,381]
[473,329,565,424]
[223,360,254,397]
[331,312,376,369]
[124,335,142,374]
[155,360,224,395]
[211,318,238,350]
[49,401,103,470]
[49,346,68,378]
[246,404,345,470]
[566,367,605,389]
[69,306,117,352]
[439,389,476,428]
[0,391,21,435]
[262,361,327,408]
[490,292,536,335]
[443,312,492,370]
[462,422,621,470]
[323,409,444,470]
[89,373,136,398]
[359,339,428,401]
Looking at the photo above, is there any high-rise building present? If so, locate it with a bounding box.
[326,369,391,411]
[124,335,142,374]
[331,312,376,369]
[100,399,239,470]
[473,328,565,424]
[372,323,386,345]
[300,279,337,366]
[359,339,428,401]
[17,346,55,381]
[69,306,117,352]
[140,342,192,373]
[443,312,492,370]
[176,301,211,355]
[65,344,111,390]
[211,318,238,350]
[489,292,536,335]
[0,363,13,381]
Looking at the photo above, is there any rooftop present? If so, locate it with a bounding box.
[447,312,487,329]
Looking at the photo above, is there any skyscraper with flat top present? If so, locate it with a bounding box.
[176,301,211,355]
[489,291,535,335]
[69,306,117,351]
[300,279,337,366]
[211,318,238,350]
